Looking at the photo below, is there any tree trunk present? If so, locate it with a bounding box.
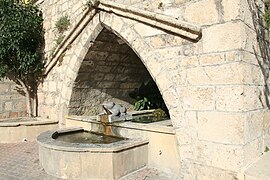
[32,85,38,117]
[16,78,34,117]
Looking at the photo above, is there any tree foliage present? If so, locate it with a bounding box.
[0,0,44,116]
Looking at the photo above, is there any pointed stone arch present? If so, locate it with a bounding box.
[98,12,183,129]
[55,12,183,129]
[41,11,191,176]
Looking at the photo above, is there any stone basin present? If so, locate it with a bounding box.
[37,127,149,179]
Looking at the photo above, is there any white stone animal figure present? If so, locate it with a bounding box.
[102,102,127,117]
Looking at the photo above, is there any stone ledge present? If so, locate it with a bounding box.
[37,127,149,153]
[98,0,201,40]
[0,119,58,143]
[0,117,58,127]
[65,115,175,135]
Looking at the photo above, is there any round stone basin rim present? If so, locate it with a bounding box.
[37,127,149,153]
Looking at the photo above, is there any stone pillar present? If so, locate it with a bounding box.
[177,0,269,179]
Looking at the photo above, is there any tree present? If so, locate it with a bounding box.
[0,0,44,117]
[248,0,270,108]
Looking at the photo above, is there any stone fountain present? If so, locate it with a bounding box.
[37,102,148,179]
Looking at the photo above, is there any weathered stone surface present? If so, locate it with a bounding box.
[216,85,265,112]
[4,102,13,111]
[169,107,184,128]
[163,89,179,109]
[180,56,199,67]
[263,128,270,150]
[175,0,190,5]
[198,112,245,145]
[194,163,239,180]
[134,23,164,37]
[245,151,270,180]
[222,0,241,21]
[111,15,125,34]
[179,86,215,110]
[184,0,219,25]
[0,84,10,93]
[186,63,243,85]
[0,79,27,119]
[245,110,264,143]
[195,142,243,171]
[244,137,264,167]
[187,62,264,85]
[150,36,166,48]
[199,53,225,65]
[263,110,270,131]
[203,22,244,53]
[174,128,192,145]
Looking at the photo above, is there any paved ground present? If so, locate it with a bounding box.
[0,141,174,180]
[0,141,58,180]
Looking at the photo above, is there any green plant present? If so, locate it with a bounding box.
[129,79,169,116]
[153,108,167,118]
[265,146,269,152]
[55,15,70,33]
[83,0,100,9]
[0,0,44,116]
[264,10,270,29]
[50,16,70,56]
[50,34,65,56]
[55,34,65,45]
[134,97,151,111]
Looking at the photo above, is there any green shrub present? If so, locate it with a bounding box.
[55,15,70,33]
[153,108,167,118]
[50,15,70,56]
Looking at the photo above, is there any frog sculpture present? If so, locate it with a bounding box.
[102,102,127,117]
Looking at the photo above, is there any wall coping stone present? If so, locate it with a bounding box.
[98,0,202,40]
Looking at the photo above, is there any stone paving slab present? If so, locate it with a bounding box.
[0,141,59,180]
[0,141,174,180]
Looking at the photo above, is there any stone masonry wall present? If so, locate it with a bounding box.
[69,28,151,115]
[38,0,86,59]
[37,0,270,179]
[0,78,27,119]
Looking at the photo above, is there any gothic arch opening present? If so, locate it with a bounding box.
[68,28,169,117]
[55,21,180,175]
